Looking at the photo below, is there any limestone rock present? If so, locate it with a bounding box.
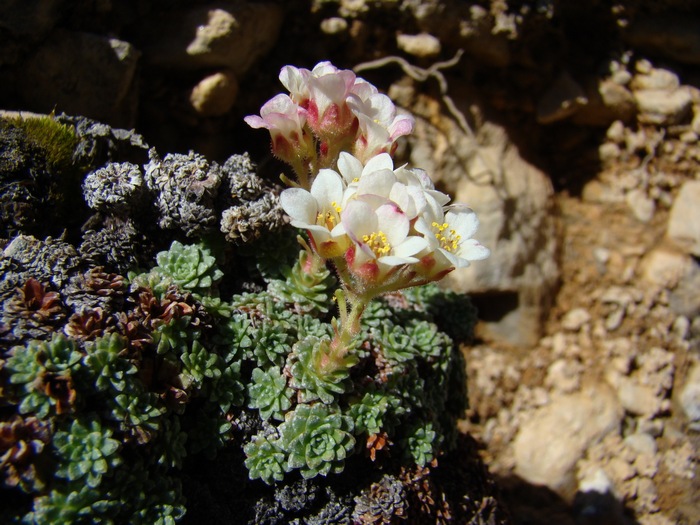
[679,361,700,430]
[143,2,282,75]
[572,78,636,127]
[513,384,623,493]
[634,88,692,126]
[15,30,140,128]
[396,33,441,58]
[640,245,694,289]
[190,70,239,116]
[667,181,700,257]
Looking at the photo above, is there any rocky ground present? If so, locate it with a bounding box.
[2,1,700,524]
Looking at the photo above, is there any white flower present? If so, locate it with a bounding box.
[341,196,428,283]
[415,204,490,278]
[280,169,350,258]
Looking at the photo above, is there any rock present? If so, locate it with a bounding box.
[455,5,511,67]
[545,359,583,394]
[572,78,636,127]
[513,384,622,493]
[679,361,700,430]
[626,188,655,223]
[396,32,441,58]
[143,2,282,74]
[409,116,558,347]
[667,181,700,257]
[631,67,680,91]
[562,308,591,331]
[320,17,348,35]
[15,30,140,128]
[189,70,239,117]
[623,14,700,65]
[536,71,588,124]
[606,120,626,143]
[615,378,663,417]
[635,88,693,126]
[623,432,657,457]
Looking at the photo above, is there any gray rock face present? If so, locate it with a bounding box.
[446,124,559,346]
[16,30,140,128]
[413,119,558,347]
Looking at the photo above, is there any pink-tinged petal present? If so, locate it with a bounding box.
[280,188,317,225]
[375,203,408,245]
[243,115,267,129]
[389,114,414,139]
[310,169,344,208]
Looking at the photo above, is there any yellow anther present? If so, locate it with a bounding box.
[331,201,342,213]
[362,231,391,257]
[432,222,461,252]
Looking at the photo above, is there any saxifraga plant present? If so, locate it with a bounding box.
[0,59,489,524]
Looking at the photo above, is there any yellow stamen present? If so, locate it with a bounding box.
[362,231,391,257]
[316,203,342,230]
[431,221,461,252]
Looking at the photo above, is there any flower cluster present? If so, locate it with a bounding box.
[245,62,414,186]
[247,61,488,303]
[280,151,489,294]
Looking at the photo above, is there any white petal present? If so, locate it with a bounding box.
[358,169,396,198]
[362,153,394,174]
[378,255,417,266]
[280,188,317,224]
[342,199,377,242]
[446,210,479,239]
[457,239,490,261]
[337,152,363,184]
[311,169,344,208]
[394,236,429,257]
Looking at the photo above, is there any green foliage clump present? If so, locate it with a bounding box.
[1,239,477,522]
[247,367,293,421]
[280,404,355,479]
[153,240,223,295]
[53,417,121,488]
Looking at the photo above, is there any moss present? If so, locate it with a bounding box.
[6,114,78,175]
